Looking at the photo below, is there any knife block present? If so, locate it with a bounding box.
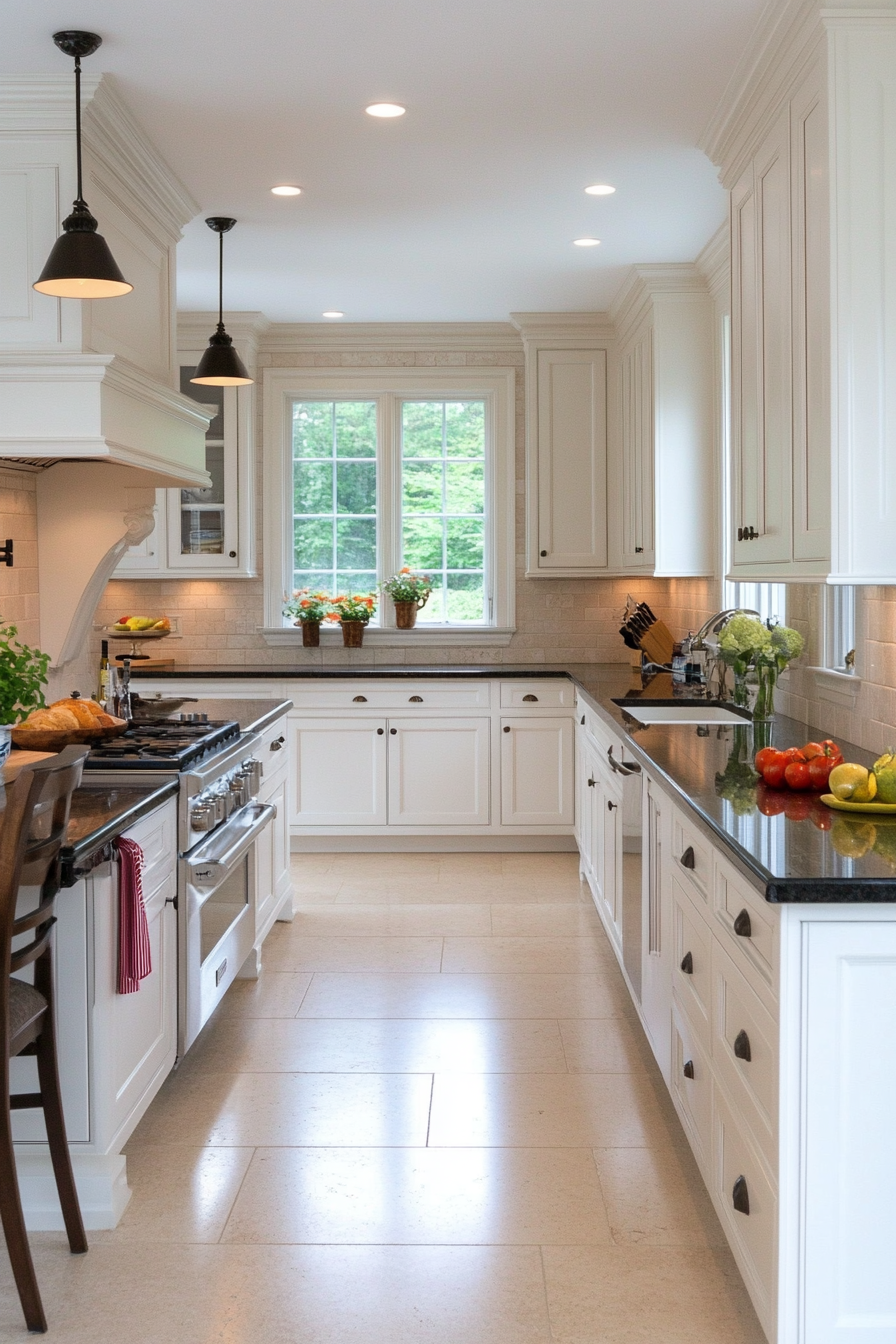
[637,620,675,666]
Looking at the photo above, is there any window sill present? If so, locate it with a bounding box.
[260,626,516,648]
[810,666,862,708]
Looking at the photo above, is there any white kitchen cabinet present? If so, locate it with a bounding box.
[289,717,388,827]
[706,10,896,583]
[115,362,255,579]
[611,265,716,577]
[639,774,671,1081]
[500,716,574,826]
[388,717,490,826]
[512,316,613,578]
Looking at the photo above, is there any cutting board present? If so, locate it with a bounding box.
[2,749,56,781]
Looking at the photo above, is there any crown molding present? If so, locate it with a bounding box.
[509,312,614,345]
[695,223,730,304]
[259,321,521,352]
[609,264,708,341]
[0,74,199,239]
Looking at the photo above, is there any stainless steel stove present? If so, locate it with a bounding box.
[85,712,276,1055]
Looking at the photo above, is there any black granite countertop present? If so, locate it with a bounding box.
[134,661,896,902]
[60,780,179,886]
[133,694,292,735]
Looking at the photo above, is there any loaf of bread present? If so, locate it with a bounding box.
[23,707,80,731]
[50,698,100,728]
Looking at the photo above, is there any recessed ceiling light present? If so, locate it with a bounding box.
[584,184,616,196]
[573,237,601,247]
[365,102,406,118]
[322,311,344,319]
[271,184,302,196]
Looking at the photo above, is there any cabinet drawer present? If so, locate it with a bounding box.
[500,680,573,709]
[671,874,712,1044]
[711,941,778,1149]
[671,1003,712,1173]
[257,715,289,778]
[287,681,492,711]
[712,1087,777,1334]
[124,799,176,896]
[713,855,778,999]
[670,804,712,903]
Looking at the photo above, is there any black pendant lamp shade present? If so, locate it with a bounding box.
[33,32,133,299]
[191,218,253,386]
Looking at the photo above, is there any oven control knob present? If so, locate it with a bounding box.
[190,801,216,832]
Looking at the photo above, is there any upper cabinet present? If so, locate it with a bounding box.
[705,1,896,583]
[115,318,260,578]
[610,266,716,578]
[513,316,612,577]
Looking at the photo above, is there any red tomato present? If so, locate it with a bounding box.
[783,746,807,763]
[756,783,787,815]
[802,741,824,760]
[762,758,788,788]
[819,739,840,758]
[784,760,812,790]
[755,746,779,774]
[784,792,812,821]
[808,754,842,790]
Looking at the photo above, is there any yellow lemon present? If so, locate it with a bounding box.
[829,762,877,803]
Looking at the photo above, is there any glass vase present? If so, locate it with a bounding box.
[753,662,778,723]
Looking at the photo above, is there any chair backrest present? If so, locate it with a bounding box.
[0,747,87,979]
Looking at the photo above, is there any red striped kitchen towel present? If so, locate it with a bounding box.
[116,837,152,994]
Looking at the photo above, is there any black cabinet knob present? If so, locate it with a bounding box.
[634,546,643,553]
[734,1029,752,1062]
[587,777,595,787]
[680,951,693,975]
[733,908,752,938]
[607,800,617,812]
[503,725,511,733]
[390,728,397,735]
[683,1059,695,1080]
[680,846,696,870]
[732,1175,750,1216]
[540,550,547,557]
[229,550,237,558]
[376,728,384,735]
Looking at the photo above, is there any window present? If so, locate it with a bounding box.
[263,367,516,644]
[724,581,786,627]
[823,586,856,672]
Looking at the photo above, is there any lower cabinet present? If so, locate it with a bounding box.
[500,716,574,826]
[575,724,624,953]
[289,717,388,826]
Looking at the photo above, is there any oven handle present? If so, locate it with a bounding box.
[186,802,276,888]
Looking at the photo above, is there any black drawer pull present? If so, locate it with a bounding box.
[390,728,397,735]
[607,799,617,812]
[733,908,752,938]
[680,846,695,870]
[580,715,585,725]
[732,1175,750,1216]
[523,693,538,702]
[409,695,423,702]
[682,1059,695,1080]
[734,1030,752,1062]
[352,695,368,702]
[680,951,693,975]
[634,546,643,553]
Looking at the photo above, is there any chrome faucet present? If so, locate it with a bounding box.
[692,608,760,646]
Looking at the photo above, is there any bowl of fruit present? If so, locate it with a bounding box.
[107,615,171,659]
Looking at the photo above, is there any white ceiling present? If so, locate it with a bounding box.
[2,0,765,322]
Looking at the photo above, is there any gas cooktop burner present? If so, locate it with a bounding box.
[82,717,242,771]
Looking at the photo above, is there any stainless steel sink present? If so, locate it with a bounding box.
[613,703,752,726]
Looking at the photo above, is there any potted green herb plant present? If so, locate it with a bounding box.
[0,619,50,765]
[381,568,433,629]
[331,593,377,647]
[283,589,332,647]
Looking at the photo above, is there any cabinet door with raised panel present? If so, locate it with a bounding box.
[730,109,793,570]
[289,717,387,826]
[388,717,490,826]
[533,348,608,573]
[620,327,655,570]
[500,716,574,826]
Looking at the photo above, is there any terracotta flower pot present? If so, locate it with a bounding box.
[297,620,320,647]
[341,620,366,648]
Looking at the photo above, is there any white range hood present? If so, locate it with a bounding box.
[0,73,214,668]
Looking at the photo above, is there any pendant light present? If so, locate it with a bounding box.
[190,218,253,386]
[33,31,133,299]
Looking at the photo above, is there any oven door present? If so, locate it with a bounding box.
[179,801,276,1055]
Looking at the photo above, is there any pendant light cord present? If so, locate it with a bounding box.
[218,228,224,331]
[74,55,84,205]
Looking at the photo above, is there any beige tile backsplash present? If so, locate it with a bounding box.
[0,467,40,648]
[95,344,718,670]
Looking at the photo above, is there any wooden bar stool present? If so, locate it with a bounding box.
[0,747,89,1333]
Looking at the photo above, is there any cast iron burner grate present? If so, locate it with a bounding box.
[83,718,241,771]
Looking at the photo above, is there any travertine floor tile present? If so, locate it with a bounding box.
[128,1070,433,1148]
[559,1017,650,1073]
[296,971,629,1020]
[593,1146,728,1247]
[218,972,312,1018]
[428,1072,676,1148]
[187,1014,569,1074]
[291,903,492,936]
[541,1244,767,1343]
[441,935,613,974]
[94,1145,254,1244]
[222,1146,611,1246]
[490,903,604,937]
[0,1243,552,1343]
[262,933,444,972]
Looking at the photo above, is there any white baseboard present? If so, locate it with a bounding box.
[14,1151,131,1231]
[291,834,577,853]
